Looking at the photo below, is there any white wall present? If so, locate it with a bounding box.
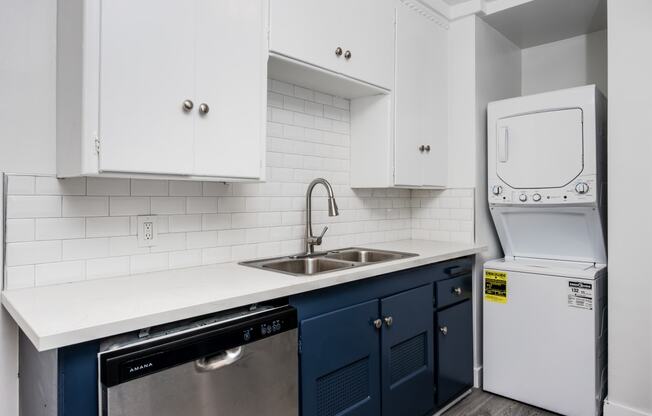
[521,30,608,96]
[603,1,652,415]
[0,0,58,412]
[473,16,521,385]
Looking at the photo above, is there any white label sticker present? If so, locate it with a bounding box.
[568,281,593,310]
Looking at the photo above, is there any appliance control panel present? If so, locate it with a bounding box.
[489,175,599,205]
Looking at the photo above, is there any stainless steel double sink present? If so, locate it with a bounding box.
[240,248,418,276]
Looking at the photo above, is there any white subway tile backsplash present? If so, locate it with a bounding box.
[5,266,36,290]
[36,218,85,240]
[86,217,130,238]
[63,196,108,217]
[131,179,168,196]
[35,177,86,195]
[7,176,35,195]
[6,219,35,242]
[6,241,62,266]
[35,261,85,286]
[4,80,475,289]
[86,256,131,280]
[7,196,61,218]
[110,197,150,216]
[63,238,110,260]
[87,177,130,196]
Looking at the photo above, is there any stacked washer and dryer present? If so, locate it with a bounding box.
[483,85,608,416]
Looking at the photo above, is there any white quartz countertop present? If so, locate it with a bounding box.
[2,240,485,351]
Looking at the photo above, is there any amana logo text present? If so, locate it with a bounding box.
[129,362,153,373]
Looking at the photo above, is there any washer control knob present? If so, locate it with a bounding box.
[532,193,542,202]
[491,185,503,195]
[575,182,590,194]
[519,194,528,202]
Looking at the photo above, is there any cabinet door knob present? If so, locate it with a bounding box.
[425,145,431,152]
[373,319,383,329]
[384,316,393,327]
[199,103,210,115]
[344,50,352,60]
[335,47,343,57]
[418,145,425,152]
[453,287,463,296]
[182,99,194,112]
[439,325,448,336]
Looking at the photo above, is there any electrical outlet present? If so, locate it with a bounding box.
[137,216,158,247]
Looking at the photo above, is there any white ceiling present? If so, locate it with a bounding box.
[481,0,607,48]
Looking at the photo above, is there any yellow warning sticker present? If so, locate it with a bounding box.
[484,270,507,304]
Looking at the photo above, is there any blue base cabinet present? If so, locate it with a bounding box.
[436,300,473,406]
[291,258,474,416]
[300,299,381,416]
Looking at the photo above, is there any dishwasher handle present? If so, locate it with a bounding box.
[195,346,244,372]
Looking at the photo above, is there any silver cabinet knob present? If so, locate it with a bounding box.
[199,103,209,115]
[425,145,431,152]
[384,316,393,327]
[344,50,352,59]
[182,100,194,112]
[440,326,448,336]
[453,287,463,296]
[373,319,383,329]
[335,47,343,57]
[418,145,425,152]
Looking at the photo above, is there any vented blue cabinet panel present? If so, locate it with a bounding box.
[300,299,381,416]
[380,285,434,416]
[436,300,473,406]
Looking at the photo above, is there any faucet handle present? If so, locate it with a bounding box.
[315,226,328,244]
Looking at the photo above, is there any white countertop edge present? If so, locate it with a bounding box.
[2,241,486,351]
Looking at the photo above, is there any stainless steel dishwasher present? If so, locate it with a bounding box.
[98,303,298,416]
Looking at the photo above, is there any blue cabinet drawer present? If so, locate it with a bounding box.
[435,274,472,309]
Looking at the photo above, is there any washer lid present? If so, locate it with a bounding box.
[496,108,584,189]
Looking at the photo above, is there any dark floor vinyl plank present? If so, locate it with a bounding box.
[442,389,559,416]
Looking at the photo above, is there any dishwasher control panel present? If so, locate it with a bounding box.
[99,305,297,387]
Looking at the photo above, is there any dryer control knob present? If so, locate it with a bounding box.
[575,182,590,194]
[532,193,541,202]
[519,194,527,202]
[491,185,503,195]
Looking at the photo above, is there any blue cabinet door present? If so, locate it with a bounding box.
[380,284,434,416]
[436,300,473,406]
[300,299,381,416]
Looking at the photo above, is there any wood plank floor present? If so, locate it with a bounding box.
[442,389,559,416]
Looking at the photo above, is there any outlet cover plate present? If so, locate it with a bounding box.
[137,216,158,247]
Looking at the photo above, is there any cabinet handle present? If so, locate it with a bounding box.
[344,50,352,60]
[384,316,393,327]
[453,287,463,296]
[335,47,343,57]
[182,99,194,112]
[439,325,448,336]
[418,145,425,152]
[425,144,431,152]
[199,103,210,115]
[373,319,383,329]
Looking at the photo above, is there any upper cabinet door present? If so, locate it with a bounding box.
[380,285,434,416]
[99,0,195,175]
[339,0,394,89]
[270,0,394,90]
[394,1,448,187]
[193,0,267,179]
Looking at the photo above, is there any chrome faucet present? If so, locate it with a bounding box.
[305,178,339,254]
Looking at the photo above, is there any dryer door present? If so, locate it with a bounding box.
[496,108,583,189]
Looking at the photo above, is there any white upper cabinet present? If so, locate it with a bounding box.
[394,0,448,187]
[350,0,449,189]
[57,0,268,181]
[269,0,395,90]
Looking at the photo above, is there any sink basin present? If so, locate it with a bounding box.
[240,247,417,276]
[262,258,355,275]
[324,249,405,263]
